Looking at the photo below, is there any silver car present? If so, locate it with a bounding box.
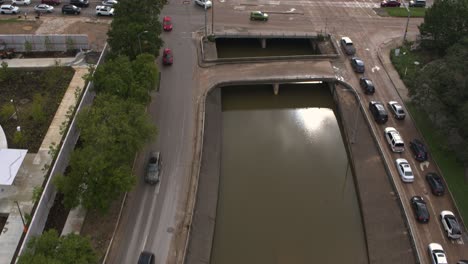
[440,211,462,239]
[34,4,54,12]
[395,158,414,182]
[388,101,406,120]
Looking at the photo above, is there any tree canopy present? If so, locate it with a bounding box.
[17,229,98,264]
[92,54,158,103]
[419,0,468,54]
[107,0,165,59]
[409,37,468,164]
[55,95,156,211]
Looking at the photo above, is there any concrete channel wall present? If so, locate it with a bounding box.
[15,44,109,260]
[184,79,417,264]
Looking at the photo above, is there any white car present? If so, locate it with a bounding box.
[34,4,54,13]
[428,243,448,264]
[95,5,114,16]
[0,4,19,14]
[440,211,462,239]
[388,101,406,120]
[101,0,117,6]
[195,0,212,8]
[340,36,356,55]
[11,0,30,5]
[385,127,404,152]
[395,158,414,182]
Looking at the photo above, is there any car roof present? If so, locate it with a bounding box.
[341,37,353,44]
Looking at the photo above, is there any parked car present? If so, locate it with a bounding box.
[195,0,211,8]
[34,4,54,12]
[396,158,414,182]
[95,5,113,16]
[138,251,155,264]
[426,172,444,196]
[162,48,173,65]
[250,11,268,21]
[145,152,161,184]
[410,139,428,162]
[440,211,462,239]
[384,127,404,152]
[163,16,173,31]
[11,0,30,5]
[0,4,19,13]
[387,101,405,120]
[457,260,468,264]
[340,37,356,56]
[62,4,80,14]
[428,243,448,264]
[369,101,388,124]
[70,0,88,7]
[101,0,117,6]
[42,0,60,6]
[350,57,365,73]
[409,0,426,7]
[410,196,429,223]
[359,77,375,94]
[381,0,401,7]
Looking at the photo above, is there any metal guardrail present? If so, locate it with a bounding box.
[14,43,109,262]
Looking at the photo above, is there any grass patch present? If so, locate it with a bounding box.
[406,103,468,224]
[383,7,426,17]
[0,18,21,23]
[390,44,436,82]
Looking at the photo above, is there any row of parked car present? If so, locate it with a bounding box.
[341,36,465,264]
[0,0,115,16]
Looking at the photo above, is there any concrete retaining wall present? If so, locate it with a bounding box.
[15,43,108,260]
[0,34,89,52]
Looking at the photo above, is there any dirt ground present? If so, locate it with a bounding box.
[0,17,110,51]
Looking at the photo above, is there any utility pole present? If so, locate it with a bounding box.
[211,1,214,35]
[403,2,411,43]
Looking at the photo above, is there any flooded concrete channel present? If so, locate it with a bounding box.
[213,84,367,263]
[187,36,416,264]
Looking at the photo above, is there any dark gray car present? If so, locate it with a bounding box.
[351,57,365,73]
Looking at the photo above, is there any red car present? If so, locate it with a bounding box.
[163,16,172,31]
[162,48,173,65]
[381,0,401,7]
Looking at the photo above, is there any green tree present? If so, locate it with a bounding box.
[410,37,468,164]
[17,229,98,264]
[55,95,156,211]
[419,0,468,54]
[107,0,164,59]
[92,54,158,103]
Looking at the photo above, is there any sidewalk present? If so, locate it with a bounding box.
[0,57,88,264]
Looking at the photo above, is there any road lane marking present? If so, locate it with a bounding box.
[419,161,429,171]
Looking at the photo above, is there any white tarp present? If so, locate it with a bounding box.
[0,149,27,185]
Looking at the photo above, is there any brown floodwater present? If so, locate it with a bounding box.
[210,84,367,264]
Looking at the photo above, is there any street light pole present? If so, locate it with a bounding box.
[204,5,208,36]
[10,99,20,122]
[211,1,214,35]
[403,2,411,43]
[137,31,149,54]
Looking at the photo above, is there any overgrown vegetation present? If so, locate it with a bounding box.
[17,229,98,264]
[53,0,163,212]
[0,64,74,152]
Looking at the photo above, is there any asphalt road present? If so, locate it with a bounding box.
[105,1,203,264]
[105,0,468,264]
